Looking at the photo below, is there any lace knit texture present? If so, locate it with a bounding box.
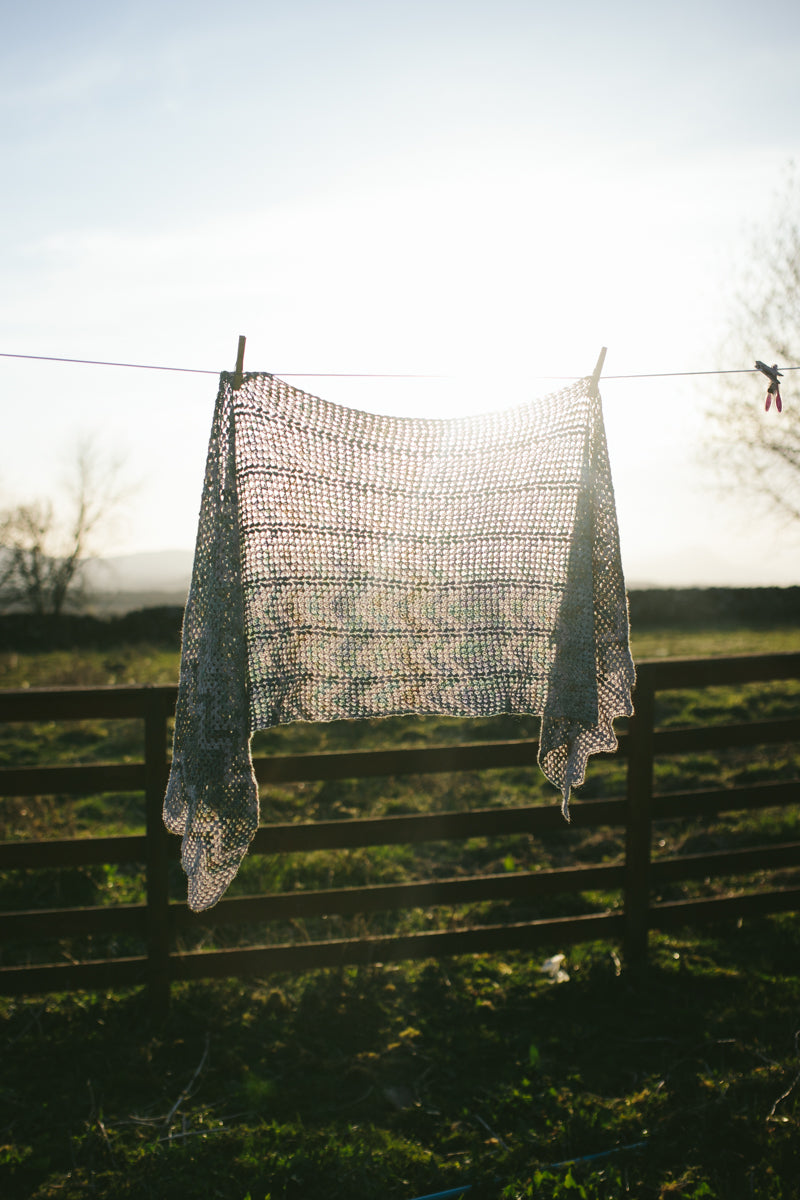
[165,372,635,911]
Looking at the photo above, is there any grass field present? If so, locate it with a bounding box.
[1,622,800,1198]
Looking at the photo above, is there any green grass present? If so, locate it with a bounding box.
[1,620,797,690]
[1,624,800,1197]
[0,644,179,689]
[629,622,800,661]
[2,924,800,1199]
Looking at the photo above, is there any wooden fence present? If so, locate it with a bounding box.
[1,651,799,1013]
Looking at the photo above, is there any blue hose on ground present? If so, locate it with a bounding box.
[406,1139,648,1200]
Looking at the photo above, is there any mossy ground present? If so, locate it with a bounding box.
[2,922,800,1199]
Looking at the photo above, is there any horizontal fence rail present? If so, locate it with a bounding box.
[1,652,799,1010]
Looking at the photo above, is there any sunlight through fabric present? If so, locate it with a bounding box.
[165,372,635,910]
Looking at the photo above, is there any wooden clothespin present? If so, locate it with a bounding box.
[590,346,607,389]
[233,335,246,390]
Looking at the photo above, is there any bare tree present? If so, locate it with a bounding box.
[0,439,130,618]
[705,168,800,523]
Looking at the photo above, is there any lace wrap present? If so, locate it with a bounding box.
[165,373,635,910]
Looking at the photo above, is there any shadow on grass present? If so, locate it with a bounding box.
[2,918,800,1200]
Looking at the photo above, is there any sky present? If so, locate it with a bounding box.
[2,0,800,587]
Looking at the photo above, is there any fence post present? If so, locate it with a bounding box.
[623,667,655,967]
[144,689,172,1019]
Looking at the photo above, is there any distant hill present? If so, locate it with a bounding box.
[78,546,799,617]
[624,544,799,590]
[86,545,796,601]
[84,550,193,611]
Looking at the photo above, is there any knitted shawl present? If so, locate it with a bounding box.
[165,372,635,911]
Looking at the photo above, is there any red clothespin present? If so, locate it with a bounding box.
[755,360,782,412]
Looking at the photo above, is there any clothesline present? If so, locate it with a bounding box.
[1,350,798,382]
